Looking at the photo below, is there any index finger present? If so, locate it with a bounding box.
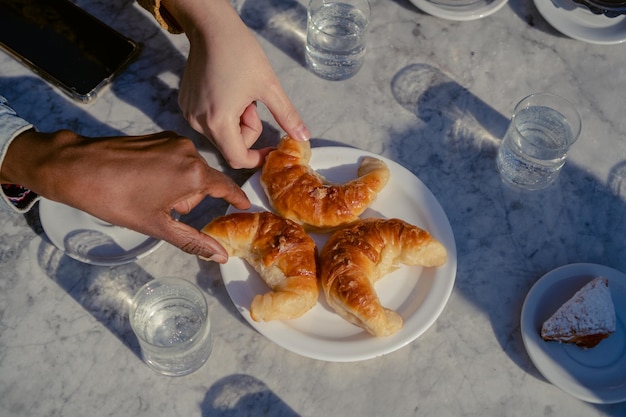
[203,167,251,210]
[261,82,310,143]
[170,163,250,216]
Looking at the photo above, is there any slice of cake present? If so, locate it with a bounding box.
[541,276,616,348]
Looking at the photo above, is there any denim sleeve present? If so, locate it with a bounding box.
[0,95,38,213]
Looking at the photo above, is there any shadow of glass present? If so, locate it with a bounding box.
[392,63,509,141]
[36,236,154,359]
[388,62,626,412]
[201,374,301,417]
[0,76,157,360]
[239,0,308,68]
[60,228,159,265]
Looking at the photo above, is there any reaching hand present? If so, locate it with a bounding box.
[2,129,249,262]
[164,0,310,169]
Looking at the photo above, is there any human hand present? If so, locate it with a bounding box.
[165,0,310,169]
[3,129,249,262]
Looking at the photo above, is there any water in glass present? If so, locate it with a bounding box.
[306,2,368,80]
[131,279,212,376]
[497,105,575,190]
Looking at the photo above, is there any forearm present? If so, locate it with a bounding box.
[137,0,242,36]
[159,0,243,39]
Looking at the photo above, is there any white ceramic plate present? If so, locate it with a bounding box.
[219,146,457,362]
[39,198,163,266]
[534,0,626,44]
[521,263,626,403]
[409,0,508,21]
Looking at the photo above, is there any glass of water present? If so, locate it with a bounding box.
[306,0,370,81]
[496,93,582,191]
[129,277,212,376]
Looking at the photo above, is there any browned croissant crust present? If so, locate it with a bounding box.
[201,212,318,321]
[319,218,447,337]
[260,136,390,231]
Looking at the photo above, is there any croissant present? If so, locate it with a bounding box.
[319,218,447,337]
[260,136,390,231]
[201,211,318,321]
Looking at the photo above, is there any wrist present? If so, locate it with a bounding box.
[0,128,38,185]
[161,0,242,38]
[1,129,78,199]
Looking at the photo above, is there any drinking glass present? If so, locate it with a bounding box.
[305,0,370,81]
[129,277,212,376]
[496,93,582,191]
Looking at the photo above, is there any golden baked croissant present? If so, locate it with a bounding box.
[201,211,318,321]
[319,218,447,337]
[260,136,390,231]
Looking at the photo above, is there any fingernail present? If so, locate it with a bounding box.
[293,124,310,142]
[208,254,227,264]
[199,254,227,263]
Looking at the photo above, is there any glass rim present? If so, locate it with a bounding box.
[511,92,582,149]
[307,0,371,37]
[129,277,209,349]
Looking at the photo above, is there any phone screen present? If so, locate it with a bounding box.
[0,0,139,102]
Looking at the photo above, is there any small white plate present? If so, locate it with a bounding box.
[521,263,626,403]
[39,198,163,266]
[534,0,626,44]
[409,0,508,21]
[219,146,457,362]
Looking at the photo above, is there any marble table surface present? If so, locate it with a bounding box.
[1,0,626,416]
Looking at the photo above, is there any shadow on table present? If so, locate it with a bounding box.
[0,0,265,181]
[0,67,281,377]
[506,0,573,40]
[0,71,246,357]
[34,233,153,359]
[200,374,300,417]
[240,0,308,68]
[387,63,626,411]
[1,0,297,186]
[0,74,128,138]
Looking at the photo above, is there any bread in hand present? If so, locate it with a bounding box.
[319,218,447,337]
[260,136,390,231]
[202,211,318,321]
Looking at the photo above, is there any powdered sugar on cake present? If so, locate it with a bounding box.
[541,276,616,348]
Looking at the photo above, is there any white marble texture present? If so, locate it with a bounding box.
[1,0,626,416]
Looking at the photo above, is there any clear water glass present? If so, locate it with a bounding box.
[496,93,582,191]
[306,0,370,81]
[129,277,212,376]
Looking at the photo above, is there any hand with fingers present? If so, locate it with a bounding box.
[161,0,310,169]
[1,128,248,262]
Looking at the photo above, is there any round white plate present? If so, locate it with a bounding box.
[219,146,457,362]
[409,0,508,21]
[521,263,626,403]
[534,0,626,44]
[39,198,163,266]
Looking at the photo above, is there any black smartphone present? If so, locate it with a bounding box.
[0,0,140,103]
